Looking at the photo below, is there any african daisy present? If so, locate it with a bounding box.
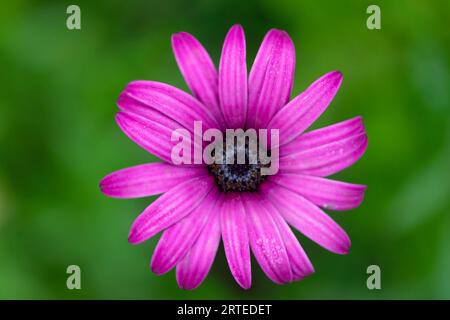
[100,24,368,290]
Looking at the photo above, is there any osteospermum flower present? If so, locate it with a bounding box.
[100,24,368,290]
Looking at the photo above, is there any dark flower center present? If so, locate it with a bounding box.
[207,136,268,192]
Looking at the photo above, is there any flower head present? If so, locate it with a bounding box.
[100,24,368,290]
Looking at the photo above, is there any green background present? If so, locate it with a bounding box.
[1,0,449,299]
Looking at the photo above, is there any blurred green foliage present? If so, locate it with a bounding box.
[0,0,449,299]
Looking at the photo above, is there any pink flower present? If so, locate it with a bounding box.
[100,25,368,290]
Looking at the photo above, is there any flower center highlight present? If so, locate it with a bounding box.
[207,136,268,192]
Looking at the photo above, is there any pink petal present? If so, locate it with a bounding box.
[120,81,219,131]
[176,206,221,290]
[260,182,351,254]
[219,24,248,129]
[100,163,207,198]
[264,199,314,280]
[242,193,293,284]
[279,132,368,177]
[150,188,220,275]
[281,116,365,156]
[118,91,187,132]
[128,176,214,244]
[220,193,251,289]
[267,71,343,147]
[268,173,366,211]
[115,111,180,163]
[247,29,295,130]
[171,32,224,126]
[116,109,204,165]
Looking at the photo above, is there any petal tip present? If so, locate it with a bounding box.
[238,280,252,290]
[176,269,201,290]
[98,177,108,195]
[229,24,244,32]
[232,271,252,290]
[303,259,315,276]
[329,70,343,84]
[227,24,245,41]
[127,228,141,244]
[150,262,165,276]
[361,133,369,152]
[115,111,126,125]
[267,28,294,45]
[171,31,186,39]
[267,28,285,35]
[177,281,197,291]
[339,238,351,255]
[171,32,190,48]
[116,92,128,109]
